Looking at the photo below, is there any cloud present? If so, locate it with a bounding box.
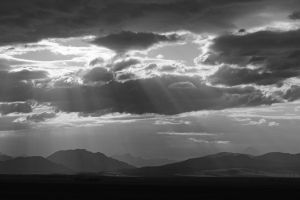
[0,116,30,131]
[0,69,48,102]
[289,11,300,20]
[158,132,217,136]
[0,70,48,81]
[209,65,294,86]
[243,118,280,127]
[0,0,294,46]
[92,31,181,53]
[89,58,105,66]
[0,102,32,115]
[154,119,190,125]
[109,58,141,72]
[116,72,137,81]
[268,121,279,127]
[83,67,114,84]
[168,81,197,89]
[26,112,56,122]
[244,118,267,126]
[189,138,231,144]
[36,75,278,115]
[284,85,300,101]
[206,29,300,85]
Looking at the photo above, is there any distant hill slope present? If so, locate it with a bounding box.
[0,157,72,174]
[0,153,12,162]
[123,152,300,177]
[47,149,135,173]
[112,154,175,167]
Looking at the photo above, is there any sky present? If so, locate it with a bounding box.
[1,0,300,159]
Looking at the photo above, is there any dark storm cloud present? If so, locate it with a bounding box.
[206,29,300,86]
[209,66,295,86]
[289,11,300,20]
[284,85,300,101]
[92,31,181,52]
[35,75,278,115]
[0,102,32,115]
[0,0,291,46]
[207,29,300,67]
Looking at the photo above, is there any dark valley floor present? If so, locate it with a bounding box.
[1,175,300,200]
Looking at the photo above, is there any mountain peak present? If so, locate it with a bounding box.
[48,149,134,173]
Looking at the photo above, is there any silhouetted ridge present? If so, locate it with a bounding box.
[0,153,12,161]
[0,156,72,174]
[124,152,300,176]
[47,149,135,173]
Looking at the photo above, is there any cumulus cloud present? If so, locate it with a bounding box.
[92,31,181,53]
[83,67,114,84]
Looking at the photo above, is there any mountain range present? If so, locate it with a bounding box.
[1,150,300,176]
[123,152,300,177]
[0,149,134,174]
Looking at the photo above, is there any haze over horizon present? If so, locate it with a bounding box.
[1,0,300,161]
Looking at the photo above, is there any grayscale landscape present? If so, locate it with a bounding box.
[1,0,300,199]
